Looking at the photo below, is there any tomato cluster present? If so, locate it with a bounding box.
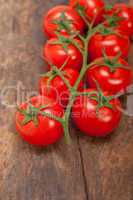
[16,0,133,146]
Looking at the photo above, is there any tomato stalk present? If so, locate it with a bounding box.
[62,97,75,144]
[51,65,73,92]
[60,24,104,142]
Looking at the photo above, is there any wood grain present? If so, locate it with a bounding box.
[0,0,132,200]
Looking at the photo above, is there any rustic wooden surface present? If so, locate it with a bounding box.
[0,0,132,200]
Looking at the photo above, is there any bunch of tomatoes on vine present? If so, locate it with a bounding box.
[15,0,133,146]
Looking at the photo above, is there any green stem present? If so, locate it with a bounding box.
[77,34,85,42]
[60,34,90,141]
[61,26,101,141]
[75,91,98,97]
[73,34,91,90]
[52,65,72,92]
[62,118,71,144]
[80,13,91,27]
[62,94,75,143]
[70,39,84,54]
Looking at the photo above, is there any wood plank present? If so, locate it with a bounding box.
[0,1,86,200]
[78,0,133,199]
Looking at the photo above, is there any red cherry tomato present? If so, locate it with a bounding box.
[105,3,133,38]
[87,57,132,94]
[72,89,122,137]
[69,0,105,25]
[43,5,85,38]
[16,96,64,146]
[88,33,130,61]
[39,68,84,108]
[44,38,83,71]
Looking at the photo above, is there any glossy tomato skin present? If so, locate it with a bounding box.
[39,68,84,108]
[88,33,130,61]
[16,96,64,146]
[72,89,122,137]
[69,0,105,25]
[43,5,85,38]
[105,4,133,38]
[87,57,132,94]
[44,38,83,71]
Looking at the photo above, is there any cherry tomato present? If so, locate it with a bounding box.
[44,38,83,71]
[69,0,105,25]
[88,33,130,61]
[16,96,64,146]
[87,57,132,94]
[105,3,133,38]
[39,68,84,108]
[43,5,85,38]
[72,89,122,137]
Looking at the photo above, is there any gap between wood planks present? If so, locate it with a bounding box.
[77,136,89,200]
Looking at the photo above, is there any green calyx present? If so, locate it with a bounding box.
[102,50,129,72]
[17,104,49,126]
[51,34,74,51]
[105,4,114,11]
[75,3,86,17]
[95,93,114,110]
[78,83,114,112]
[50,33,83,53]
[18,103,64,127]
[98,24,116,35]
[91,80,114,112]
[53,12,73,33]
[105,13,123,27]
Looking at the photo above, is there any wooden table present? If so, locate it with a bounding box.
[0,0,133,199]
